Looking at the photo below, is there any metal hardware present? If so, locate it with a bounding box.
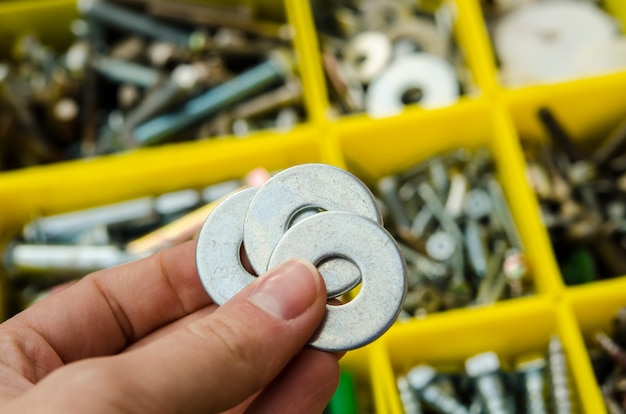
[195,164,406,352]
[243,163,381,278]
[548,336,573,414]
[407,365,469,414]
[465,352,510,414]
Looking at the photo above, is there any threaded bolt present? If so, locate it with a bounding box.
[465,352,511,414]
[407,365,469,414]
[548,336,573,414]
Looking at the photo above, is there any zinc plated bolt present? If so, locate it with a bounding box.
[594,331,626,370]
[465,352,511,414]
[78,0,210,52]
[407,365,469,414]
[398,375,423,414]
[484,176,523,251]
[131,50,295,146]
[516,356,548,414]
[92,56,161,88]
[547,336,573,414]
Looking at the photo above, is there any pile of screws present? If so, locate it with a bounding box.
[312,0,469,117]
[588,307,626,412]
[483,0,626,87]
[375,148,531,317]
[524,108,626,285]
[397,336,576,414]
[0,0,302,170]
[2,168,269,312]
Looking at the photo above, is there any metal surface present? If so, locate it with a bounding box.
[343,31,392,84]
[267,211,406,351]
[195,188,258,305]
[366,53,459,117]
[243,163,381,277]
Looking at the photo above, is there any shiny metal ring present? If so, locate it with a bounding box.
[342,31,392,84]
[268,211,407,352]
[366,53,459,118]
[243,163,381,278]
[195,187,258,305]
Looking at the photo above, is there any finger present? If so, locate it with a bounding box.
[2,240,210,364]
[23,260,328,414]
[244,348,340,414]
[123,304,217,352]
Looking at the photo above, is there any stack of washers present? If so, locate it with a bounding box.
[195,163,407,352]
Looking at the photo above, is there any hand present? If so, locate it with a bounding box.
[0,240,339,413]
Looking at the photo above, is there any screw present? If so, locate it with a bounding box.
[547,336,573,414]
[516,356,548,414]
[398,375,423,414]
[378,175,414,242]
[131,50,295,146]
[465,352,510,414]
[407,365,469,414]
[484,175,523,250]
[78,0,210,51]
[464,219,488,278]
[595,331,626,370]
[92,56,162,88]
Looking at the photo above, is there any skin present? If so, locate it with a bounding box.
[0,240,340,413]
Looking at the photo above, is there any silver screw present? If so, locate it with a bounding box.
[464,219,488,278]
[398,375,423,414]
[516,356,548,414]
[547,336,573,414]
[484,175,523,250]
[131,50,295,146]
[78,0,209,51]
[407,365,469,414]
[465,352,511,414]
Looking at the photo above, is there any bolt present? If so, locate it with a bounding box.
[595,331,626,370]
[407,365,469,414]
[131,50,295,146]
[378,175,414,241]
[78,0,210,51]
[465,352,511,414]
[547,336,573,414]
[92,56,161,88]
[484,176,523,250]
[398,375,423,414]
[516,356,548,414]
[445,172,468,219]
[464,219,488,278]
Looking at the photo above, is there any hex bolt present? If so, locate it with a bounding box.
[78,0,209,51]
[407,365,469,414]
[516,357,548,414]
[465,352,511,414]
[131,50,294,146]
[398,375,423,414]
[547,336,573,414]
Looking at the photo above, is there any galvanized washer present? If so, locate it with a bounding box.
[243,163,381,278]
[195,187,258,305]
[268,211,407,352]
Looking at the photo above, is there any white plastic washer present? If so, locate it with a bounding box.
[366,53,459,118]
[342,31,392,84]
[494,0,618,85]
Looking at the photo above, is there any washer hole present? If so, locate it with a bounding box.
[287,205,327,228]
[316,256,361,304]
[401,86,424,105]
[239,242,258,276]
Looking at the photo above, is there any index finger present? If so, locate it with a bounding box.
[2,240,211,363]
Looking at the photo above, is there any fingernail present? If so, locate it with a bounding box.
[248,260,319,320]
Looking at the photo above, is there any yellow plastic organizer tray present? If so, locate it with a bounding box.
[2,0,626,412]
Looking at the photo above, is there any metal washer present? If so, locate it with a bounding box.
[366,53,459,118]
[195,187,258,305]
[243,163,381,278]
[268,211,407,352]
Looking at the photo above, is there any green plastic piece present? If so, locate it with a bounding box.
[328,371,358,414]
[561,248,596,285]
